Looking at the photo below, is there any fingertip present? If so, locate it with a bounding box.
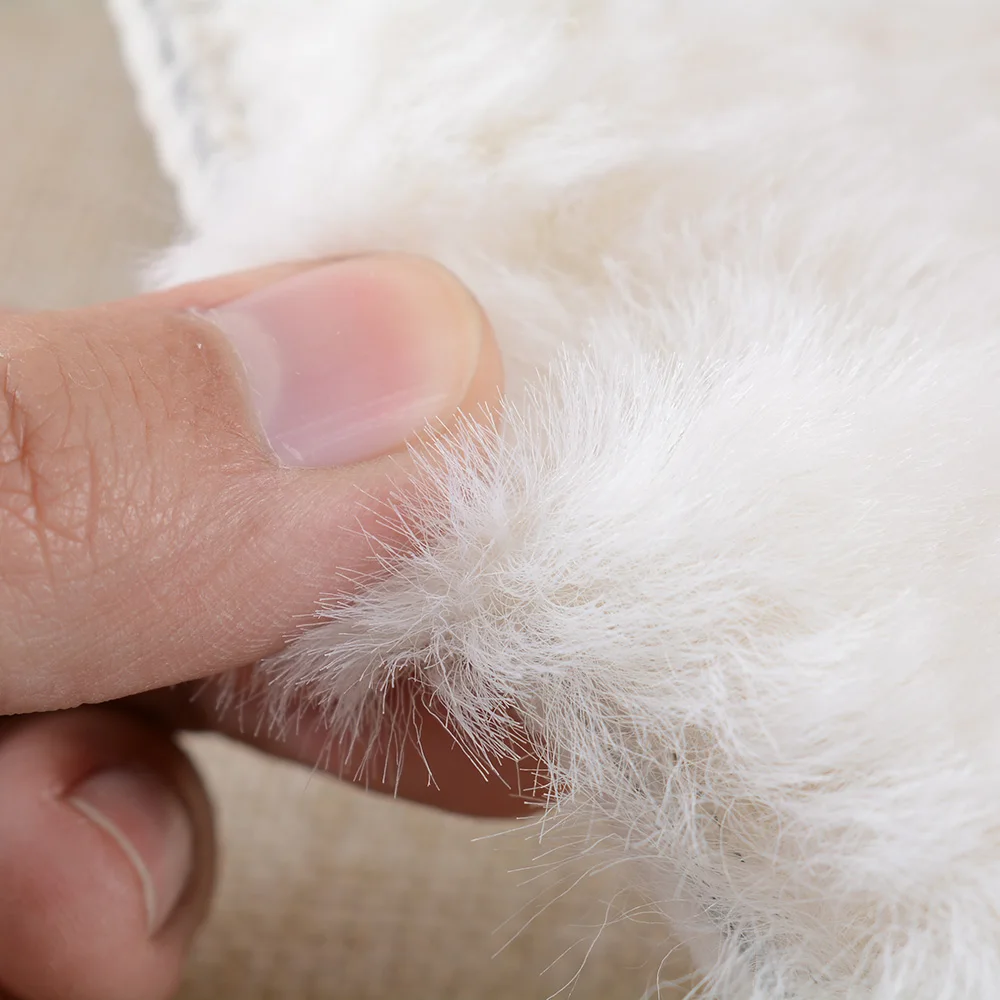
[0,254,504,715]
[0,709,214,1000]
[206,253,503,468]
[183,673,543,820]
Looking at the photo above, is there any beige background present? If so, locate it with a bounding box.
[0,3,686,997]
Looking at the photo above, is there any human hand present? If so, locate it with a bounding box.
[0,255,527,1000]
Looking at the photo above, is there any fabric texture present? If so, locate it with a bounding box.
[3,4,665,999]
[0,0,175,309]
[108,1,1000,997]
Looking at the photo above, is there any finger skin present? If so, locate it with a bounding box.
[0,257,503,714]
[225,701,544,818]
[125,675,544,819]
[0,709,214,1000]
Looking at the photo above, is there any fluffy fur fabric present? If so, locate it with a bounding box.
[128,2,1000,997]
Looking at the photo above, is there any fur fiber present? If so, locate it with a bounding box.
[149,3,1000,997]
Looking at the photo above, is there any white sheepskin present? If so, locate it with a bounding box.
[138,2,1000,996]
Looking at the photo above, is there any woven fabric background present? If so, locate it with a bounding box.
[0,3,685,996]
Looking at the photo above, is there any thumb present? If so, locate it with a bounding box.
[0,255,501,715]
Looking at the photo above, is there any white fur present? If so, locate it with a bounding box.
[147,3,1000,997]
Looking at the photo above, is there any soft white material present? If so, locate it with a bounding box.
[111,2,1000,997]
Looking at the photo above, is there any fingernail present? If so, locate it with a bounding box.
[210,255,486,467]
[67,765,195,936]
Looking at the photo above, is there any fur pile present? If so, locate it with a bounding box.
[144,2,1000,997]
